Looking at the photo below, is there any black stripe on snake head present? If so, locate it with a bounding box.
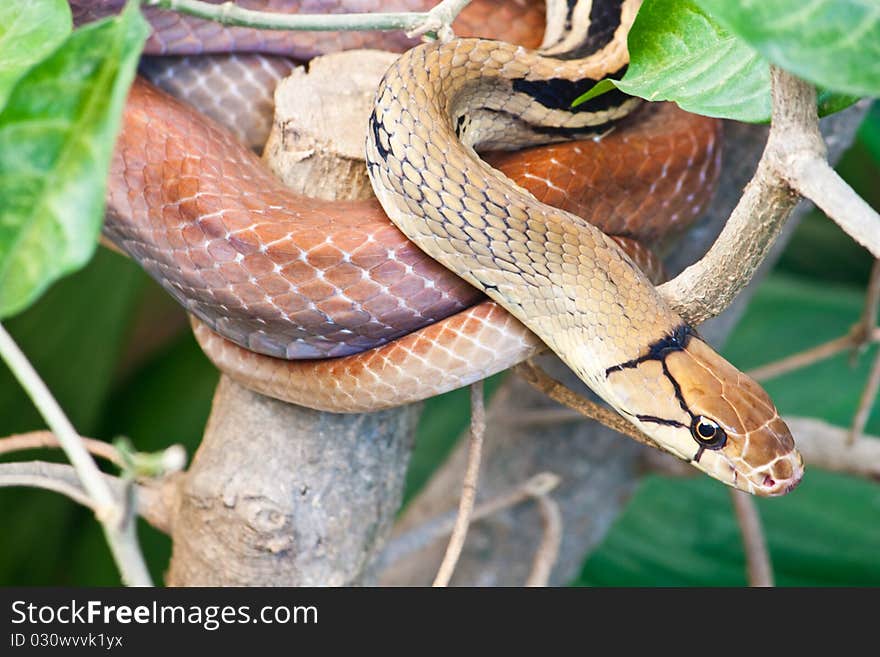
[604,323,698,376]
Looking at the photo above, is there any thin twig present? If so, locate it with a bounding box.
[853,259,880,356]
[514,360,660,450]
[432,381,485,587]
[0,461,173,533]
[0,461,98,511]
[849,348,880,445]
[747,333,858,381]
[378,472,560,570]
[747,260,880,383]
[143,0,473,40]
[0,431,124,467]
[783,159,880,259]
[0,324,152,586]
[729,489,774,587]
[524,495,562,587]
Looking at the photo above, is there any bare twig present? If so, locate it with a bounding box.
[849,348,880,444]
[514,360,660,450]
[0,461,98,511]
[0,431,124,467]
[0,324,152,586]
[854,260,880,352]
[783,159,880,258]
[432,381,485,586]
[744,258,880,442]
[658,69,811,324]
[748,262,880,382]
[747,332,860,381]
[0,461,174,534]
[730,489,774,587]
[143,0,473,40]
[378,472,560,570]
[524,495,562,587]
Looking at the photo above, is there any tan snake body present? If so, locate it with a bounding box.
[84,0,803,494]
[365,1,802,494]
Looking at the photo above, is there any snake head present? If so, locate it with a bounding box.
[607,326,804,496]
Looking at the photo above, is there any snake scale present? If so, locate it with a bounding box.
[74,0,804,495]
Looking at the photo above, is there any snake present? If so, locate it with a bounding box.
[76,0,804,495]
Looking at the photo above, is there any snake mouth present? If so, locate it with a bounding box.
[750,451,805,497]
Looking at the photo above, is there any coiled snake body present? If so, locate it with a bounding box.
[81,0,803,495]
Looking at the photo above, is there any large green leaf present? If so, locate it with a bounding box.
[0,0,71,110]
[573,0,865,123]
[0,2,148,319]
[576,0,771,122]
[695,0,880,98]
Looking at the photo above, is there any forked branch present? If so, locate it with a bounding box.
[659,68,879,325]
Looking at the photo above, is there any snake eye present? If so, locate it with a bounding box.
[692,416,727,449]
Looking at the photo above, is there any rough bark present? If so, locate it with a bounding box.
[262,50,398,201]
[167,377,418,585]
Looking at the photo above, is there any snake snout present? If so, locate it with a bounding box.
[752,445,805,497]
[733,417,805,497]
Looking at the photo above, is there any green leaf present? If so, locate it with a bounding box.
[571,79,617,107]
[573,0,867,121]
[0,0,71,110]
[607,0,771,122]
[817,89,861,117]
[0,2,148,319]
[694,0,880,98]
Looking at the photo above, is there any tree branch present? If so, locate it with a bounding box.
[659,69,877,325]
[850,348,880,444]
[0,431,124,467]
[376,471,560,571]
[142,0,473,40]
[784,158,880,259]
[0,461,98,511]
[433,381,485,586]
[0,461,174,535]
[524,494,562,587]
[854,259,880,350]
[746,332,866,381]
